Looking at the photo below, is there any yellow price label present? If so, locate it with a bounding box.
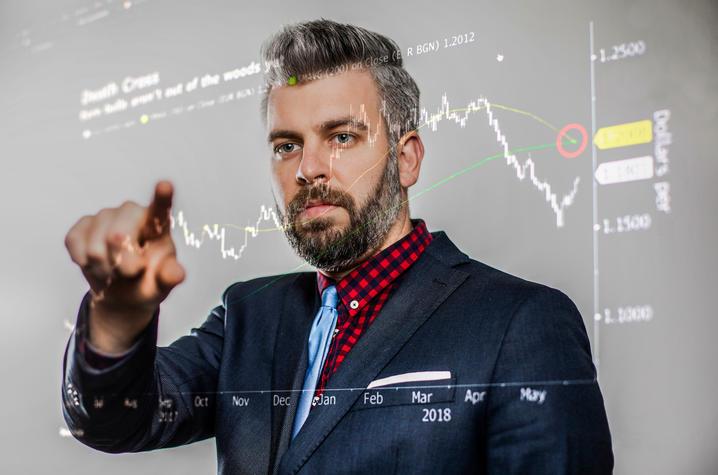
[593,119,652,150]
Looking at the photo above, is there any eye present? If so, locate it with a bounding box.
[273,142,303,158]
[332,133,355,146]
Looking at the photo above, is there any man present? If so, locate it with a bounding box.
[61,19,613,474]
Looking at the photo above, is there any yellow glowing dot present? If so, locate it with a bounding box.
[287,75,297,85]
[140,114,149,124]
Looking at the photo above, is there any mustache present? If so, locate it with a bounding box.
[288,183,355,216]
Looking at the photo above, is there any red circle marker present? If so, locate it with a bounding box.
[556,123,588,159]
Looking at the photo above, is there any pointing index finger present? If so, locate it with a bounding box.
[140,180,174,243]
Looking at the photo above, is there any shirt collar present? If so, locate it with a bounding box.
[316,218,432,317]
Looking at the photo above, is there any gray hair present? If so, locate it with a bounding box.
[259,19,420,151]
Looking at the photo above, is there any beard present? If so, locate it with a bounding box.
[276,155,404,273]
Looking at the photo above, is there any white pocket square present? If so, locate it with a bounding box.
[367,371,452,389]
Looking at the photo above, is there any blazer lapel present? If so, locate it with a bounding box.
[269,272,319,473]
[277,232,470,474]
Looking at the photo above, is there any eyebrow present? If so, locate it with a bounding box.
[267,116,369,143]
[267,129,302,144]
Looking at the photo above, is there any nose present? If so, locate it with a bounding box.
[296,141,332,185]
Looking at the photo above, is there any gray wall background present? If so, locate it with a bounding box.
[1,0,716,473]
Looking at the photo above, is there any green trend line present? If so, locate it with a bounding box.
[409,142,557,201]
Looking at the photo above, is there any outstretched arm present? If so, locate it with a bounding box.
[61,289,225,452]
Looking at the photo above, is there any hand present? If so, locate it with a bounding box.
[64,181,185,353]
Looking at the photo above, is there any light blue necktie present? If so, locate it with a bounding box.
[291,284,339,439]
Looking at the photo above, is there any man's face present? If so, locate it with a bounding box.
[266,68,402,272]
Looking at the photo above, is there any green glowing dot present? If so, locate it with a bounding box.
[287,75,297,86]
[140,114,149,124]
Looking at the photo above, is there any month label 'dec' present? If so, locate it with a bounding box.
[354,380,456,410]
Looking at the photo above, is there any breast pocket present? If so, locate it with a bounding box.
[351,370,456,411]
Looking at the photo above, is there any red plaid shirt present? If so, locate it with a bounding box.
[313,218,432,400]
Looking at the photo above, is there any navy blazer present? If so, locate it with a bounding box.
[61,229,613,474]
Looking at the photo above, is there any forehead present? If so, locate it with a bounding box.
[266,69,382,131]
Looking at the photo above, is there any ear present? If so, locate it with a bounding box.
[396,131,424,188]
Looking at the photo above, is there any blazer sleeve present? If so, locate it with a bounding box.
[61,289,226,453]
[485,286,614,474]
